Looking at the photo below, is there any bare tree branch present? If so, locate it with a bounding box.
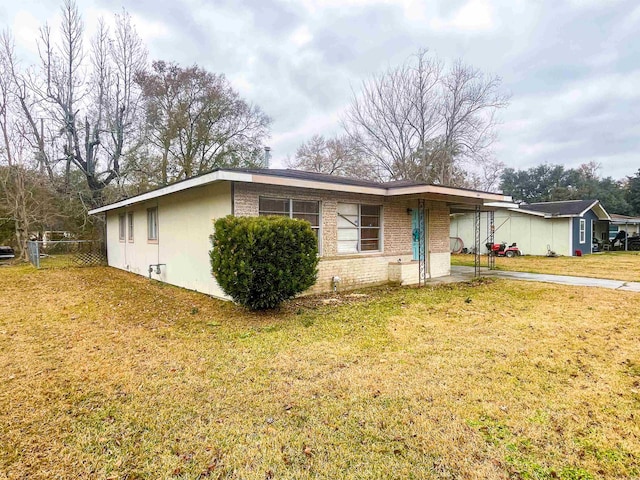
[343,49,510,186]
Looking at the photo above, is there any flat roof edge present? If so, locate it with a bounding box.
[88,170,253,214]
[88,169,511,214]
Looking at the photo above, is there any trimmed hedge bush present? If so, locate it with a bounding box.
[209,215,319,310]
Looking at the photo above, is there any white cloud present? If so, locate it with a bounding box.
[269,108,343,166]
[430,0,495,32]
[128,14,171,42]
[290,25,313,47]
[12,10,41,57]
[617,3,640,35]
[566,0,623,8]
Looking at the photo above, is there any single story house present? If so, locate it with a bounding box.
[450,199,611,256]
[89,168,511,298]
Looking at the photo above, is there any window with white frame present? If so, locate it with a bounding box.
[147,207,158,242]
[579,218,586,243]
[118,214,126,242]
[337,203,381,253]
[127,212,134,242]
[258,197,320,238]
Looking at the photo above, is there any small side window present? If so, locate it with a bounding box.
[118,214,126,242]
[127,212,134,242]
[147,207,158,242]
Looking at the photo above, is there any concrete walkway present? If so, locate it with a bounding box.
[450,265,640,292]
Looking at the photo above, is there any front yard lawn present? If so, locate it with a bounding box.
[452,251,640,282]
[1,265,639,479]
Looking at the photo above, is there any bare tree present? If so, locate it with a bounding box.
[0,31,56,182]
[0,78,61,257]
[343,49,509,186]
[438,60,509,185]
[23,1,148,205]
[0,164,63,259]
[286,134,378,179]
[343,49,442,181]
[0,32,14,168]
[0,28,96,252]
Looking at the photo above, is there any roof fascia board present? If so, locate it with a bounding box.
[589,202,612,221]
[510,208,548,217]
[612,219,640,225]
[251,174,511,202]
[88,169,511,215]
[388,184,510,202]
[485,201,520,209]
[88,170,252,214]
[250,174,387,196]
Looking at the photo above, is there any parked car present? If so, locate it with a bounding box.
[0,246,15,260]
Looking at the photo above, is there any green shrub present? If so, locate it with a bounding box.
[210,215,319,310]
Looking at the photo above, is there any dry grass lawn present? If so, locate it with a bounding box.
[1,265,639,479]
[452,251,640,282]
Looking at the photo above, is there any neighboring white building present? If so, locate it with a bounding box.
[89,168,512,298]
[450,200,611,256]
[609,214,640,239]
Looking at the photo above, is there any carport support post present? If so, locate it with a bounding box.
[418,198,427,286]
[626,222,629,251]
[488,211,495,270]
[474,205,481,277]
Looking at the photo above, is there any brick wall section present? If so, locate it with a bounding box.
[232,182,452,292]
[310,255,412,294]
[234,182,419,257]
[428,203,450,253]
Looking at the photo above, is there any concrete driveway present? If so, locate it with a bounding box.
[450,266,640,292]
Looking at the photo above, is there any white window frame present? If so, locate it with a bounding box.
[127,212,134,243]
[118,214,126,242]
[337,203,382,254]
[579,218,586,244]
[258,197,322,254]
[147,207,158,243]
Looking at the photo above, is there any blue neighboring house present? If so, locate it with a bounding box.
[518,199,611,255]
[450,199,611,256]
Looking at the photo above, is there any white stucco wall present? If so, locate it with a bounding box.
[450,211,572,256]
[106,182,232,298]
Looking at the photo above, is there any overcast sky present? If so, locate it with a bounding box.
[3,0,639,180]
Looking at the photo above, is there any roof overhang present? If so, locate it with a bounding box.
[88,170,253,214]
[506,201,612,220]
[517,208,545,217]
[449,201,520,214]
[582,201,611,221]
[89,169,513,215]
[611,218,640,225]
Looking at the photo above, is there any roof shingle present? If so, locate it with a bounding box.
[521,199,597,216]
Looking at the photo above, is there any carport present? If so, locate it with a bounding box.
[450,201,519,276]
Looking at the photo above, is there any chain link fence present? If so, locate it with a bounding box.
[26,240,106,269]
